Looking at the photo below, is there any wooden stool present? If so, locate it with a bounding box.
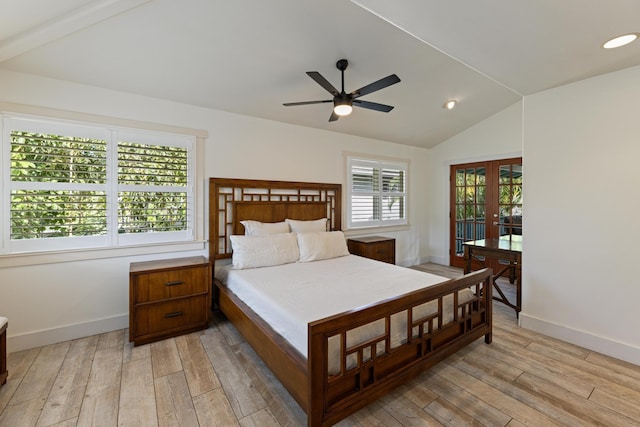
[0,317,7,386]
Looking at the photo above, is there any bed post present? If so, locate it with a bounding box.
[483,271,493,344]
[307,324,327,427]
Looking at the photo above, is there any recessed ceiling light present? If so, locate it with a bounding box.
[603,33,638,49]
[443,100,457,110]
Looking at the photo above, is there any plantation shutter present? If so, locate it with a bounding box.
[7,119,110,251]
[3,116,196,253]
[348,157,407,228]
[115,131,194,245]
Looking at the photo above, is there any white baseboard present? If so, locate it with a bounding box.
[520,313,640,366]
[398,257,420,267]
[425,255,448,265]
[7,314,129,353]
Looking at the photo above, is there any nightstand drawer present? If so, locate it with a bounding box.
[133,295,209,338]
[129,256,211,346]
[364,244,393,261]
[133,267,209,303]
[347,236,396,264]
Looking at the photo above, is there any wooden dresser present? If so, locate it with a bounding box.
[129,256,211,346]
[347,236,396,264]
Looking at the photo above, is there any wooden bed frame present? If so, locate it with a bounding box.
[209,177,492,427]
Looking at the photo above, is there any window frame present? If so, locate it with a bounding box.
[345,155,409,230]
[113,129,195,247]
[1,110,205,261]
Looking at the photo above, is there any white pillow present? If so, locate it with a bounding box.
[240,220,290,236]
[285,218,327,233]
[297,231,349,262]
[230,233,299,269]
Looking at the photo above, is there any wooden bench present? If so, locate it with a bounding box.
[0,317,7,386]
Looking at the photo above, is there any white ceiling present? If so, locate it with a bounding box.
[1,0,639,148]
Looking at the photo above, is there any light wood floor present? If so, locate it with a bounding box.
[2,263,640,426]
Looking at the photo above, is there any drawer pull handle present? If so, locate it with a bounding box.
[165,281,184,287]
[164,311,184,318]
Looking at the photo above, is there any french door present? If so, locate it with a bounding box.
[449,158,522,269]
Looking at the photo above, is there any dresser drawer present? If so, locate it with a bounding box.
[133,266,209,303]
[132,295,209,338]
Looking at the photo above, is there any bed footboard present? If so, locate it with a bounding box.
[307,268,493,427]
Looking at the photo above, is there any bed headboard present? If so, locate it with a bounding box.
[209,178,342,260]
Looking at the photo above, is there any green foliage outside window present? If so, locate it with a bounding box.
[10,131,189,240]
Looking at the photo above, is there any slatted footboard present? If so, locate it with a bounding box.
[307,268,493,427]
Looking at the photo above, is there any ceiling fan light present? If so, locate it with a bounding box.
[443,100,457,110]
[334,103,353,116]
[602,33,638,49]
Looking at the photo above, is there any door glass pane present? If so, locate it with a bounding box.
[464,204,474,220]
[513,184,522,203]
[476,186,485,204]
[476,167,486,184]
[499,165,511,183]
[467,187,476,204]
[512,164,523,183]
[465,168,475,185]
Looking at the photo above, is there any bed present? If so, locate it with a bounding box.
[209,178,492,427]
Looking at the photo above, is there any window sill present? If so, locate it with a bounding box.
[343,224,411,237]
[0,240,206,268]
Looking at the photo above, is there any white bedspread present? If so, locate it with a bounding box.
[215,255,471,371]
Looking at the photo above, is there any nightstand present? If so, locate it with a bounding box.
[129,256,211,346]
[347,236,396,264]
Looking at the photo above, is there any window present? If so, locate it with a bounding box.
[2,115,196,254]
[346,156,407,228]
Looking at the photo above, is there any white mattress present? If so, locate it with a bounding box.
[215,255,472,373]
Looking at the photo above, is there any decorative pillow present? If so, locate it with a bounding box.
[230,233,299,269]
[285,218,327,233]
[240,220,290,236]
[297,231,349,262]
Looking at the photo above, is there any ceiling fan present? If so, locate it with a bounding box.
[283,59,400,122]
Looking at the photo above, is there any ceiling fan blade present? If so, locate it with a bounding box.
[307,71,340,96]
[283,100,332,106]
[353,99,394,112]
[329,111,340,122]
[351,74,400,99]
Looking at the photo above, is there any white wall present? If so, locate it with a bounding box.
[521,65,640,364]
[426,101,524,264]
[0,70,430,352]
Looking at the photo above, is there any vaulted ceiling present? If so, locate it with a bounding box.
[2,0,639,148]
